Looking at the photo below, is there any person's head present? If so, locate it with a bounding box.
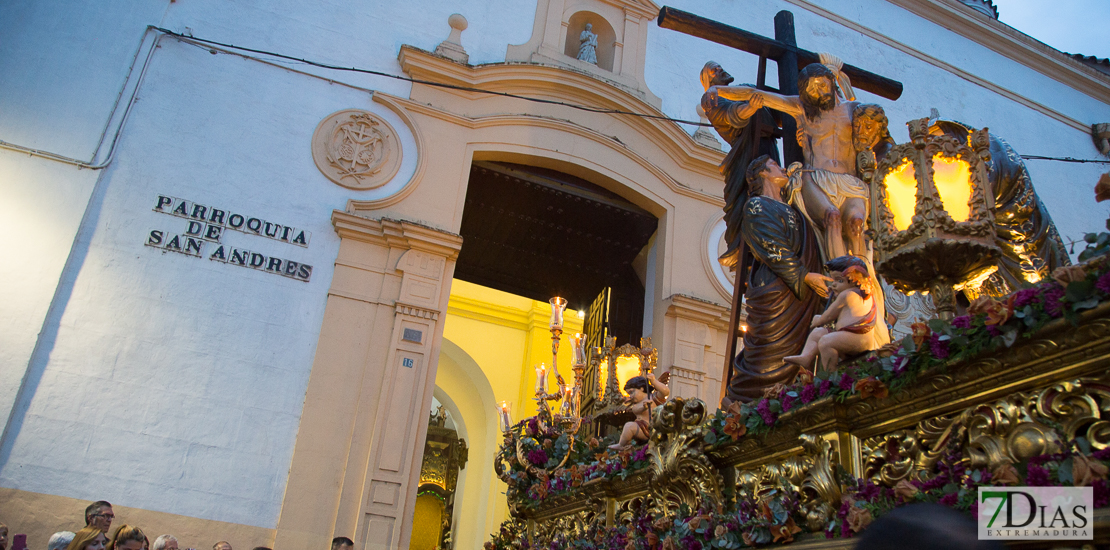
[623,376,653,403]
[852,103,892,152]
[151,535,177,550]
[331,537,354,550]
[65,527,108,550]
[825,255,871,296]
[0,522,7,550]
[700,61,734,91]
[107,525,145,550]
[798,63,838,120]
[854,503,1003,550]
[85,501,114,532]
[744,154,786,197]
[213,542,232,550]
[48,531,77,550]
[584,23,592,31]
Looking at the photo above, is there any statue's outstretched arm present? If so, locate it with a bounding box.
[714,86,802,116]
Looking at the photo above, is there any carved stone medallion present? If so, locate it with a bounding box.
[311,109,401,190]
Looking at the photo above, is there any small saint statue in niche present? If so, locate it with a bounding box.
[609,372,670,449]
[785,255,881,373]
[577,23,598,64]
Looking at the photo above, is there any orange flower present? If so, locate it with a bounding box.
[1073,454,1109,487]
[910,322,930,347]
[968,296,1012,326]
[686,515,704,530]
[588,436,600,448]
[1052,265,1088,287]
[991,461,1021,486]
[645,532,659,550]
[770,517,802,543]
[846,505,873,532]
[723,414,748,441]
[763,382,788,399]
[894,479,919,501]
[531,481,548,499]
[741,532,755,547]
[1096,172,1110,203]
[855,376,889,400]
[794,368,814,386]
[714,524,728,538]
[661,537,677,550]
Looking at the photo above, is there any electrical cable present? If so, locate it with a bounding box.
[152,27,716,127]
[1020,155,1110,164]
[155,28,1110,166]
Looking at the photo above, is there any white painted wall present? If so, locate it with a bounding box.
[1,0,1107,533]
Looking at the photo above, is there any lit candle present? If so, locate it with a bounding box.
[498,401,513,432]
[549,297,568,330]
[572,333,587,366]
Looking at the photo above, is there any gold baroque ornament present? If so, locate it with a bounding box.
[311,109,402,190]
[647,398,724,514]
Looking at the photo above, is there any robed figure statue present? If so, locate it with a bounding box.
[725,156,829,402]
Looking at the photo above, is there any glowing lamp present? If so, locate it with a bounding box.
[866,118,1001,318]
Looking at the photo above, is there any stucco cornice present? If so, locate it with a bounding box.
[397,46,724,174]
[331,210,463,258]
[886,0,1110,99]
[663,293,730,329]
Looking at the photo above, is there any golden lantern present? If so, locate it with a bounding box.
[864,118,1000,318]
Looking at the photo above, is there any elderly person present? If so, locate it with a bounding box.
[48,531,77,550]
[65,527,107,550]
[151,535,177,550]
[84,502,114,534]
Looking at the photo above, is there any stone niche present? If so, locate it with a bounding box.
[507,0,662,108]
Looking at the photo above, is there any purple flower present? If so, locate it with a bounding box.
[951,315,971,329]
[1026,464,1051,486]
[756,399,777,425]
[781,393,796,411]
[839,375,856,392]
[800,384,818,404]
[526,448,548,466]
[929,334,950,359]
[939,492,958,507]
[819,379,833,396]
[1097,271,1110,294]
[1092,447,1110,461]
[892,355,909,375]
[986,325,1002,337]
[1013,288,1040,309]
[1042,286,1067,318]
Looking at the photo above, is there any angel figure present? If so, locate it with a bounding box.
[784,255,880,372]
[609,372,670,449]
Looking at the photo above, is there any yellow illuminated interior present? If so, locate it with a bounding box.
[932,155,973,222]
[600,355,643,398]
[883,161,918,231]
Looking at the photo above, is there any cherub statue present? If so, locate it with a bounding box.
[609,372,670,449]
[785,255,880,372]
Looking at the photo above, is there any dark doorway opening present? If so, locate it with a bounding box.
[454,161,657,346]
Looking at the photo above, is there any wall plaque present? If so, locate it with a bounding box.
[311,109,402,190]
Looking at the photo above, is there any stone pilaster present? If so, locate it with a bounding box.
[274,211,462,550]
[659,294,730,404]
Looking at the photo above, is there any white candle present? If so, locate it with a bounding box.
[498,401,512,432]
[572,333,587,366]
[549,297,567,329]
[535,363,547,394]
